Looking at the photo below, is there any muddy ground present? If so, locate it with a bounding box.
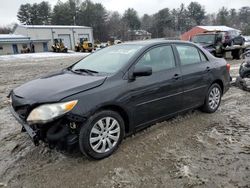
[0,54,249,188]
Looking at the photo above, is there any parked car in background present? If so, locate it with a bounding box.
[239,48,250,78]
[8,40,231,159]
[192,32,245,58]
[221,30,245,46]
[191,33,224,56]
[243,36,250,48]
[236,48,250,91]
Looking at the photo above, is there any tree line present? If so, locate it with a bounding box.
[2,0,250,41]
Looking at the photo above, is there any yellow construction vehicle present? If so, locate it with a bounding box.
[107,38,122,46]
[94,40,101,49]
[75,38,93,52]
[21,44,31,53]
[52,38,68,53]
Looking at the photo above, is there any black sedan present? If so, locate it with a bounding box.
[8,40,231,159]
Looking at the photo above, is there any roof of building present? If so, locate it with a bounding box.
[18,25,92,29]
[198,25,241,32]
[0,34,29,39]
[0,34,50,43]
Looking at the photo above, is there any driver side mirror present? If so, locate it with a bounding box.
[133,66,152,77]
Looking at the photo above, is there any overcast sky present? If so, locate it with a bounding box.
[1,0,249,26]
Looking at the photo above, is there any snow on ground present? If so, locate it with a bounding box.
[230,63,241,70]
[0,52,90,62]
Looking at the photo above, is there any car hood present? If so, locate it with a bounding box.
[13,70,107,104]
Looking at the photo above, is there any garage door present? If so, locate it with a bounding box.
[58,34,72,49]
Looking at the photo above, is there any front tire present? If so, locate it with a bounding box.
[201,83,222,113]
[79,110,125,159]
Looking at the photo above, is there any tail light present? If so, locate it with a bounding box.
[226,63,230,72]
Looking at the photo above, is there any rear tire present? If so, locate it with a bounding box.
[201,83,222,113]
[79,110,125,160]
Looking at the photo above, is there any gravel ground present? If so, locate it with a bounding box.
[0,55,249,188]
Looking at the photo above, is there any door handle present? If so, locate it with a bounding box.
[172,74,181,80]
[205,66,211,72]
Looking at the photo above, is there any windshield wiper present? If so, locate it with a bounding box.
[71,68,99,75]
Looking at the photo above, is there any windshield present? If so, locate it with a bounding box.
[71,44,143,74]
[192,34,215,44]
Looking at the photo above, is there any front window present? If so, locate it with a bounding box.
[192,34,215,44]
[72,44,143,74]
[135,45,176,72]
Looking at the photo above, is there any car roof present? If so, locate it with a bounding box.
[194,33,218,36]
[123,39,193,47]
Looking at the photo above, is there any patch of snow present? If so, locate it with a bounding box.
[0,34,28,39]
[19,25,91,29]
[180,165,192,177]
[0,52,90,62]
[230,65,240,70]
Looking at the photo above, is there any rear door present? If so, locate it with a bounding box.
[174,44,213,109]
[127,45,183,127]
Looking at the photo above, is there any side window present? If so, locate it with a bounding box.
[136,45,175,72]
[176,45,201,65]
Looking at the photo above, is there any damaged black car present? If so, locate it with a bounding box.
[8,40,230,159]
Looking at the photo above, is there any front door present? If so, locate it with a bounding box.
[12,44,18,54]
[127,45,183,127]
[175,44,213,109]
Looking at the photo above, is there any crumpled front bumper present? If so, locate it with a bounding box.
[9,105,39,146]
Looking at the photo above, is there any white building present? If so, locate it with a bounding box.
[14,25,94,50]
[0,34,50,55]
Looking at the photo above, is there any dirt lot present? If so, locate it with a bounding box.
[0,54,249,188]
